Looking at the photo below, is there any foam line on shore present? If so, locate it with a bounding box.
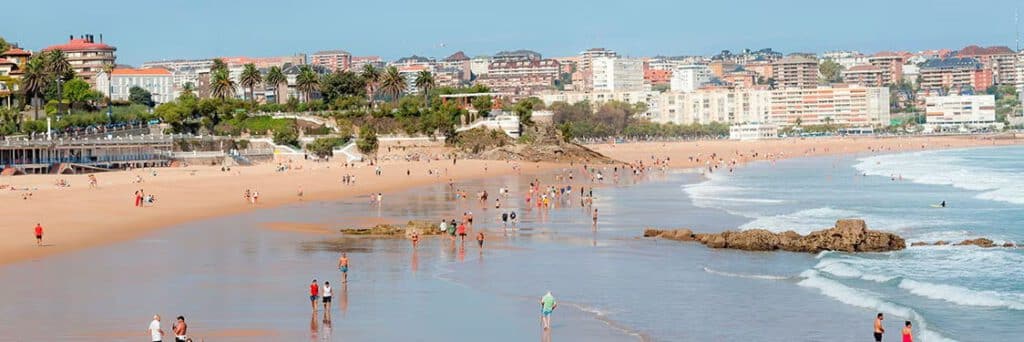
[702,267,791,281]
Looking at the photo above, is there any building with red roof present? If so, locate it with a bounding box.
[954,45,1017,86]
[42,34,116,86]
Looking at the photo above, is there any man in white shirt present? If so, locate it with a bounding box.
[148,315,164,342]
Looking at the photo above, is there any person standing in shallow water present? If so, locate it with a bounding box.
[902,321,913,342]
[310,279,320,312]
[337,253,349,284]
[540,291,557,330]
[874,313,885,342]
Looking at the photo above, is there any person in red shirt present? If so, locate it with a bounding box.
[457,222,467,244]
[34,223,43,246]
[309,279,319,312]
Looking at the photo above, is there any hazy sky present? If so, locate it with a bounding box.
[4,0,1020,65]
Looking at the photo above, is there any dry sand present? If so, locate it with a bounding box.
[1,135,1018,266]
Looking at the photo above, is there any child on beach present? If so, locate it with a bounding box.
[34,223,43,246]
[477,232,484,248]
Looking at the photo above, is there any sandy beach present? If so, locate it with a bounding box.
[1,135,1019,267]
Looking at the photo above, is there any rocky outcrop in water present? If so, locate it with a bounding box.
[339,221,440,237]
[911,238,1015,248]
[644,219,906,253]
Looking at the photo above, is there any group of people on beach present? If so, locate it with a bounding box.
[242,189,259,205]
[134,189,155,207]
[147,314,189,342]
[874,313,915,342]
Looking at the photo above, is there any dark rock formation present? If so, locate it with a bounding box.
[644,219,906,253]
[955,238,995,248]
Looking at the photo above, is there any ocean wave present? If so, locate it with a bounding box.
[898,279,1024,310]
[855,151,1024,206]
[797,270,956,342]
[702,267,790,281]
[738,207,859,234]
[813,260,898,283]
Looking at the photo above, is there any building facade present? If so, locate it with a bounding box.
[591,57,645,92]
[670,64,712,93]
[772,55,818,89]
[842,65,885,86]
[769,85,890,126]
[919,57,993,91]
[96,68,174,104]
[41,34,116,86]
[924,94,998,130]
[310,50,352,72]
[476,52,560,98]
[867,52,905,85]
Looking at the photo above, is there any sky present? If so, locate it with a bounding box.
[3,0,1021,66]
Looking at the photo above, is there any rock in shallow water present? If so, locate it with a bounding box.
[644,219,906,253]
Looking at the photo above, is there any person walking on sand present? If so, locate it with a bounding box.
[322,281,333,317]
[540,291,557,330]
[297,185,304,201]
[337,253,349,283]
[902,321,913,342]
[172,316,187,342]
[135,190,143,207]
[34,223,43,246]
[477,232,485,248]
[592,208,599,228]
[309,279,320,311]
[148,315,164,342]
[874,313,885,342]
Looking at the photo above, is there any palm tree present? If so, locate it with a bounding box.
[20,57,48,119]
[44,50,73,81]
[295,65,320,103]
[210,68,236,100]
[239,63,262,104]
[180,82,196,99]
[379,66,405,104]
[414,70,435,106]
[211,58,227,73]
[102,63,115,116]
[265,66,286,104]
[360,64,380,108]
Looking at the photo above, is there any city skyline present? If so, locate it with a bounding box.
[4,0,1023,65]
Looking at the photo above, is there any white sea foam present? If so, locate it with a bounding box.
[797,270,956,342]
[855,151,1024,205]
[702,267,790,281]
[813,260,897,283]
[898,279,1024,310]
[738,207,859,234]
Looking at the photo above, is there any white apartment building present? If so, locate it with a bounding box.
[657,89,771,124]
[96,68,174,104]
[470,56,491,77]
[821,50,868,69]
[769,85,890,126]
[591,57,645,92]
[924,95,998,130]
[729,123,778,140]
[538,91,660,120]
[669,64,712,93]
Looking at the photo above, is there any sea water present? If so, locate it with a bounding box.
[684,145,1024,341]
[2,147,1020,341]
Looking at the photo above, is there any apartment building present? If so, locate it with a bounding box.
[769,85,890,126]
[924,94,998,130]
[96,68,174,104]
[591,57,645,92]
[351,56,384,71]
[772,55,819,89]
[310,50,352,72]
[669,64,712,93]
[476,51,560,98]
[842,65,885,86]
[919,57,993,91]
[955,45,1016,86]
[537,90,661,120]
[41,34,116,86]
[867,52,905,85]
[657,88,771,124]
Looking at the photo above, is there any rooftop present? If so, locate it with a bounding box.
[312,50,351,56]
[956,45,1014,56]
[43,35,115,52]
[921,57,983,70]
[111,68,171,76]
[1,47,31,57]
[443,51,469,62]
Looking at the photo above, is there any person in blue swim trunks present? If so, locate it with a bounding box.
[337,253,349,284]
[540,291,557,330]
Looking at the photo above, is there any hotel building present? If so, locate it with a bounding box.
[96,68,174,104]
[924,94,998,130]
[768,85,890,126]
[41,34,116,86]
